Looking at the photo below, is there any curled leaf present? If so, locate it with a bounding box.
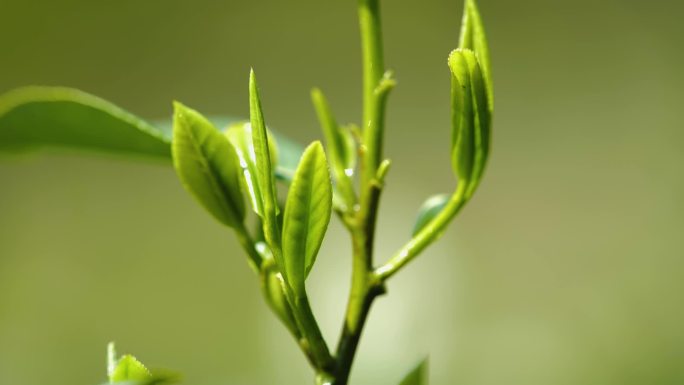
[462,51,491,197]
[449,49,475,185]
[261,259,301,337]
[448,48,491,197]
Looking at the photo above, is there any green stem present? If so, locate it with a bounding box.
[294,293,335,374]
[326,2,390,384]
[359,0,386,186]
[235,226,331,373]
[375,182,468,282]
[332,173,386,385]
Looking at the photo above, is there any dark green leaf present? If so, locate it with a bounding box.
[413,194,450,236]
[282,142,332,294]
[399,358,428,385]
[172,102,245,228]
[462,51,491,198]
[0,86,170,158]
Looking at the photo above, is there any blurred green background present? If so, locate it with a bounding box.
[1,0,682,384]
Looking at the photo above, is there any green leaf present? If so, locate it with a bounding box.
[172,102,245,228]
[459,0,493,107]
[449,49,491,197]
[399,359,428,385]
[0,86,170,158]
[449,49,475,185]
[106,343,178,385]
[0,85,304,183]
[412,194,450,236]
[462,51,491,198]
[282,141,332,294]
[159,116,303,183]
[311,88,356,208]
[225,121,279,216]
[110,355,152,383]
[250,70,282,258]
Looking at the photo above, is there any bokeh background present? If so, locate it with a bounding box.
[1,0,682,384]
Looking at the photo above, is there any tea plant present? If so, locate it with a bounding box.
[0,0,493,384]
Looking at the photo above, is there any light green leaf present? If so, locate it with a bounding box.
[311,88,356,208]
[282,141,332,294]
[449,49,475,185]
[225,121,279,216]
[110,355,152,383]
[459,0,493,107]
[172,102,245,228]
[399,358,428,385]
[0,86,170,158]
[412,194,450,236]
[107,343,178,385]
[250,70,282,260]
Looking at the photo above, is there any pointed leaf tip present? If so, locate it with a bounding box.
[399,358,428,385]
[458,0,493,107]
[248,70,282,271]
